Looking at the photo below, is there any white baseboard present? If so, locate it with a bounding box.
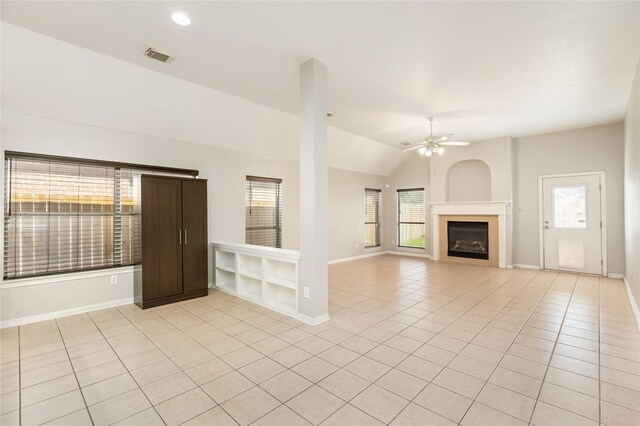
[0,297,134,329]
[513,264,541,270]
[608,273,625,279]
[386,250,431,259]
[623,277,640,332]
[328,251,385,264]
[297,312,331,325]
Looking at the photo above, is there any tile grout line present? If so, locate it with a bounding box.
[52,318,96,425]
[526,274,585,425]
[454,270,566,425]
[598,275,602,425]
[117,303,264,426]
[386,269,556,425]
[343,268,544,425]
[82,311,168,426]
[9,261,637,425]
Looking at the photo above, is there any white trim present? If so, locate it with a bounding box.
[0,297,134,328]
[328,251,384,265]
[623,277,640,332]
[0,266,135,289]
[514,264,541,270]
[538,171,607,276]
[506,265,514,269]
[430,201,511,215]
[208,282,214,289]
[386,250,431,259]
[297,312,331,325]
[608,273,625,279]
[212,241,300,261]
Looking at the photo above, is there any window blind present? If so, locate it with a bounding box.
[364,188,381,248]
[245,176,282,248]
[3,156,144,279]
[397,188,425,249]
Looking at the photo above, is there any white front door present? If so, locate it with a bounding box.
[542,174,603,274]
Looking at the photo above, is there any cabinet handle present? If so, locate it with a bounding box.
[179,229,182,245]
[184,229,187,245]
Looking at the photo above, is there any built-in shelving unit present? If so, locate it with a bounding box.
[213,242,300,318]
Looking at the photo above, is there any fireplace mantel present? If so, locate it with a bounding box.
[430,201,510,216]
[430,201,511,268]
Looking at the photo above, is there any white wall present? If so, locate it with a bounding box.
[513,123,625,273]
[447,160,492,202]
[329,169,386,259]
[624,60,640,308]
[1,23,409,177]
[430,137,513,203]
[0,112,385,324]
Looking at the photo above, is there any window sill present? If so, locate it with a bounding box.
[396,246,427,251]
[0,266,136,289]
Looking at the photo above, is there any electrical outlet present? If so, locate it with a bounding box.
[354,242,359,249]
[110,275,118,285]
[304,287,310,298]
[392,240,396,244]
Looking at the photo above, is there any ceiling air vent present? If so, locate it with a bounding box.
[144,47,173,63]
[401,142,411,146]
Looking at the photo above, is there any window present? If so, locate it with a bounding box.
[245,176,282,248]
[364,188,381,248]
[397,188,425,249]
[3,155,142,279]
[553,186,587,228]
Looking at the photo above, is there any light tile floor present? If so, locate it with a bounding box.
[2,255,640,425]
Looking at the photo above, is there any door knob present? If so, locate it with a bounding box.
[544,225,550,229]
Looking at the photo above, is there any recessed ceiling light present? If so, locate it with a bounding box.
[171,12,191,26]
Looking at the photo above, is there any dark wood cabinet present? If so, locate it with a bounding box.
[135,175,208,308]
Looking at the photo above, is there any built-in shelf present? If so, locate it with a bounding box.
[238,270,263,281]
[212,242,300,320]
[265,276,296,290]
[215,264,235,274]
[215,268,236,293]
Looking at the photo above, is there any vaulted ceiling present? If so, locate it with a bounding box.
[2,1,639,153]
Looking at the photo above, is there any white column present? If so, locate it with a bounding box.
[298,59,329,323]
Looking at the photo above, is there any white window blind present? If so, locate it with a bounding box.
[3,156,141,279]
[397,188,425,249]
[364,188,381,248]
[245,176,282,248]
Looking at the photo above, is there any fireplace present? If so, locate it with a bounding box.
[447,221,489,260]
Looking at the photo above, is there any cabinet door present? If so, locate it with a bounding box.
[141,177,183,300]
[181,179,208,294]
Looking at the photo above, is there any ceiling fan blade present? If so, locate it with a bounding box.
[433,135,448,143]
[401,144,426,152]
[439,141,470,146]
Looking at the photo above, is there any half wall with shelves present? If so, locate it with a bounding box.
[212,242,300,319]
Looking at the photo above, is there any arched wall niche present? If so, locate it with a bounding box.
[446,159,492,202]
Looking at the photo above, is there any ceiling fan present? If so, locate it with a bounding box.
[402,117,470,157]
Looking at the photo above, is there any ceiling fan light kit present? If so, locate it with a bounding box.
[401,117,469,156]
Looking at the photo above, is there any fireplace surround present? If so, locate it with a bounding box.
[431,202,510,268]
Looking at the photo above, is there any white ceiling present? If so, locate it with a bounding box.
[2,1,639,147]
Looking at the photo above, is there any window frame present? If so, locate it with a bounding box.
[364,188,382,248]
[245,175,283,249]
[3,151,197,280]
[397,188,426,249]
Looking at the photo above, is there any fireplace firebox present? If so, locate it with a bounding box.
[447,221,489,260]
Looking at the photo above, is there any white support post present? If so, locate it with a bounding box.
[298,59,329,324]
